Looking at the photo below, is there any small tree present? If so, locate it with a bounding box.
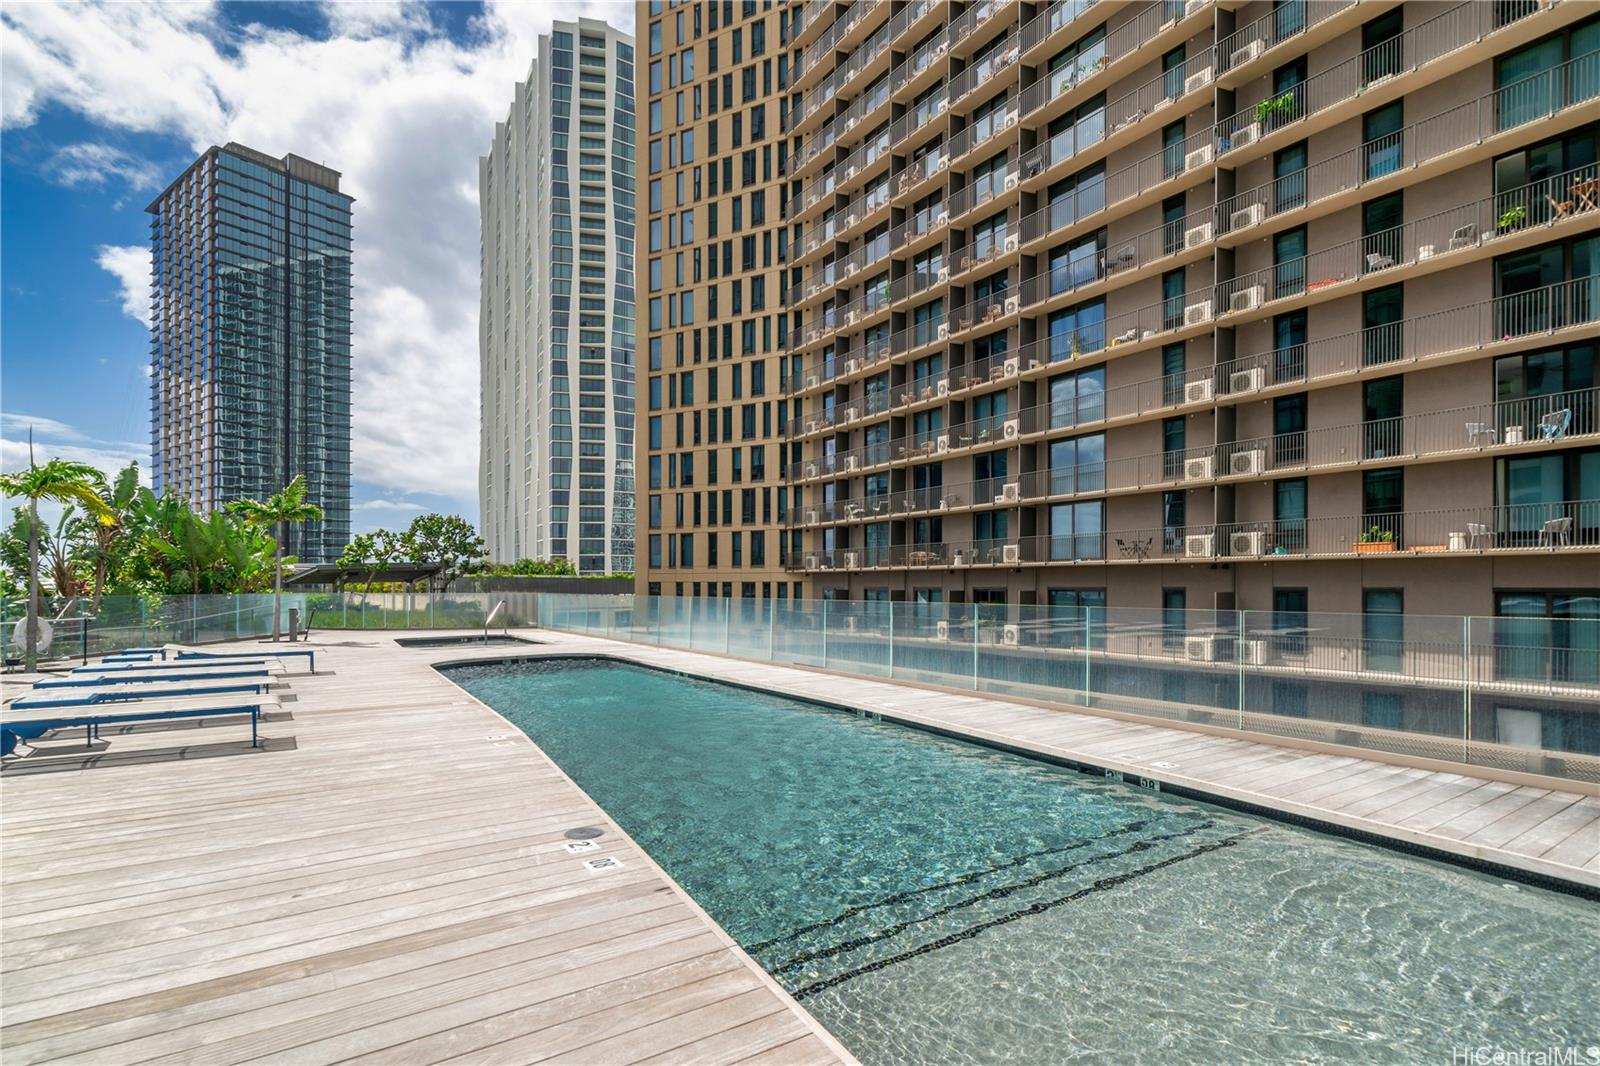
[402,513,485,592]
[227,476,324,641]
[0,455,111,669]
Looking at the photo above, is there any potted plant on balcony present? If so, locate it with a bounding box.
[1497,205,1528,232]
[1256,91,1299,132]
[1355,525,1396,553]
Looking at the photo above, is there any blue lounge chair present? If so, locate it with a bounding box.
[3,699,265,755]
[174,648,316,672]
[35,667,273,689]
[10,680,269,710]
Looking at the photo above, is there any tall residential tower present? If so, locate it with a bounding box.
[636,0,801,601]
[779,0,1597,626]
[148,142,353,563]
[480,18,638,573]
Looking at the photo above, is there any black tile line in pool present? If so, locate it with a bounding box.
[766,821,1224,978]
[435,656,1600,900]
[742,816,1159,955]
[789,828,1265,1001]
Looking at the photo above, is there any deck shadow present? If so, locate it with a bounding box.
[1,734,297,776]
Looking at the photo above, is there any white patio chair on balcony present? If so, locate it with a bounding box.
[1538,516,1573,548]
[1539,409,1572,441]
[1465,421,1497,447]
[1447,224,1477,251]
[1466,522,1494,550]
[1365,252,1396,272]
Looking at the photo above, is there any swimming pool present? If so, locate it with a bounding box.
[447,657,1598,1065]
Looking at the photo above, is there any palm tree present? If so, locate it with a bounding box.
[0,454,111,669]
[227,476,323,641]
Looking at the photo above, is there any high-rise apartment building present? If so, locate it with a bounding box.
[779,0,1598,625]
[480,19,638,573]
[148,142,353,563]
[636,0,803,601]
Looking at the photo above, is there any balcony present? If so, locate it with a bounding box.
[1213,165,1600,320]
[1218,49,1600,239]
[1216,0,1358,86]
[1018,128,1215,247]
[790,499,1600,572]
[1021,0,1209,121]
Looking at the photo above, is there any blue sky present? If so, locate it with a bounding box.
[1,0,633,533]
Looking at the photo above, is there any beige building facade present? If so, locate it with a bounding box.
[638,0,802,600]
[778,0,1598,624]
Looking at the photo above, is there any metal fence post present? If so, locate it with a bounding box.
[887,601,895,678]
[725,601,732,654]
[234,596,241,641]
[1237,609,1248,729]
[821,598,829,667]
[972,602,980,690]
[1462,615,1472,764]
[768,597,777,661]
[1083,606,1092,705]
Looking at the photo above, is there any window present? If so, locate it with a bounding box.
[1363,588,1403,674]
[1494,447,1599,543]
[1271,587,1308,657]
[1049,502,1104,560]
[1363,285,1404,366]
[1273,226,1306,299]
[1494,343,1595,440]
[1273,393,1306,466]
[1048,299,1105,361]
[1049,366,1106,429]
[1274,311,1307,382]
[1162,343,1187,405]
[1048,433,1105,494]
[1361,192,1403,274]
[1045,164,1104,232]
[1363,101,1403,180]
[1492,590,1599,689]
[1162,588,1186,650]
[1364,376,1403,460]
[1162,490,1187,553]
[1161,416,1186,479]
[1495,15,1600,131]
[1273,141,1307,213]
[1275,477,1307,553]
[1363,468,1405,545]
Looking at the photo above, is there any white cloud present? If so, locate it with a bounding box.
[96,244,152,326]
[354,498,426,511]
[1,0,636,507]
[49,142,163,190]
[0,414,148,523]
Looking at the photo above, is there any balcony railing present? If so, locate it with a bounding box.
[1219,277,1600,395]
[1019,129,1214,244]
[1216,0,1539,158]
[1021,0,1205,117]
[1218,49,1600,235]
[1217,0,1356,76]
[1214,166,1600,314]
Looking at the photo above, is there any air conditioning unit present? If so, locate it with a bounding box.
[936,620,951,640]
[936,210,950,226]
[1002,624,1021,646]
[937,265,950,282]
[1003,357,1021,377]
[805,461,820,477]
[1184,456,1214,481]
[1230,449,1265,476]
[937,157,950,171]
[1231,203,1263,230]
[1185,634,1219,661]
[1230,40,1264,69]
[1004,296,1020,315]
[1231,123,1259,149]
[1184,144,1214,170]
[1229,285,1264,313]
[845,455,861,471]
[936,434,952,453]
[805,419,819,433]
[845,404,861,422]
[937,323,950,340]
[1004,172,1019,191]
[805,374,821,389]
[846,357,861,373]
[805,554,820,570]
[1184,378,1214,404]
[1185,533,1215,559]
[1004,234,1019,253]
[1230,367,1265,394]
[843,551,861,569]
[1184,68,1213,95]
[1002,543,1022,564]
[805,508,820,524]
[1002,419,1020,440]
[1184,222,1214,249]
[1231,530,1265,556]
[995,481,1021,503]
[1184,301,1213,327]
[1240,638,1269,666]
[936,379,950,397]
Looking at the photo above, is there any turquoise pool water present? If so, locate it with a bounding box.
[448,658,1598,1065]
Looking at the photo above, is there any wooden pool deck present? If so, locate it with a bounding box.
[0,637,856,1066]
[3,628,1596,1064]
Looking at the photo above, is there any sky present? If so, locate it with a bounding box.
[0,0,635,532]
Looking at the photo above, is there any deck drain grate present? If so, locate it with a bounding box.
[1151,761,1179,769]
[564,826,605,840]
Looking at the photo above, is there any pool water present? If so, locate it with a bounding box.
[448,658,1598,1065]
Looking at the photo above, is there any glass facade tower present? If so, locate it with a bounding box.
[147,142,353,563]
[479,18,637,573]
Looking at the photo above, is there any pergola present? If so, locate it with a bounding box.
[282,562,445,591]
